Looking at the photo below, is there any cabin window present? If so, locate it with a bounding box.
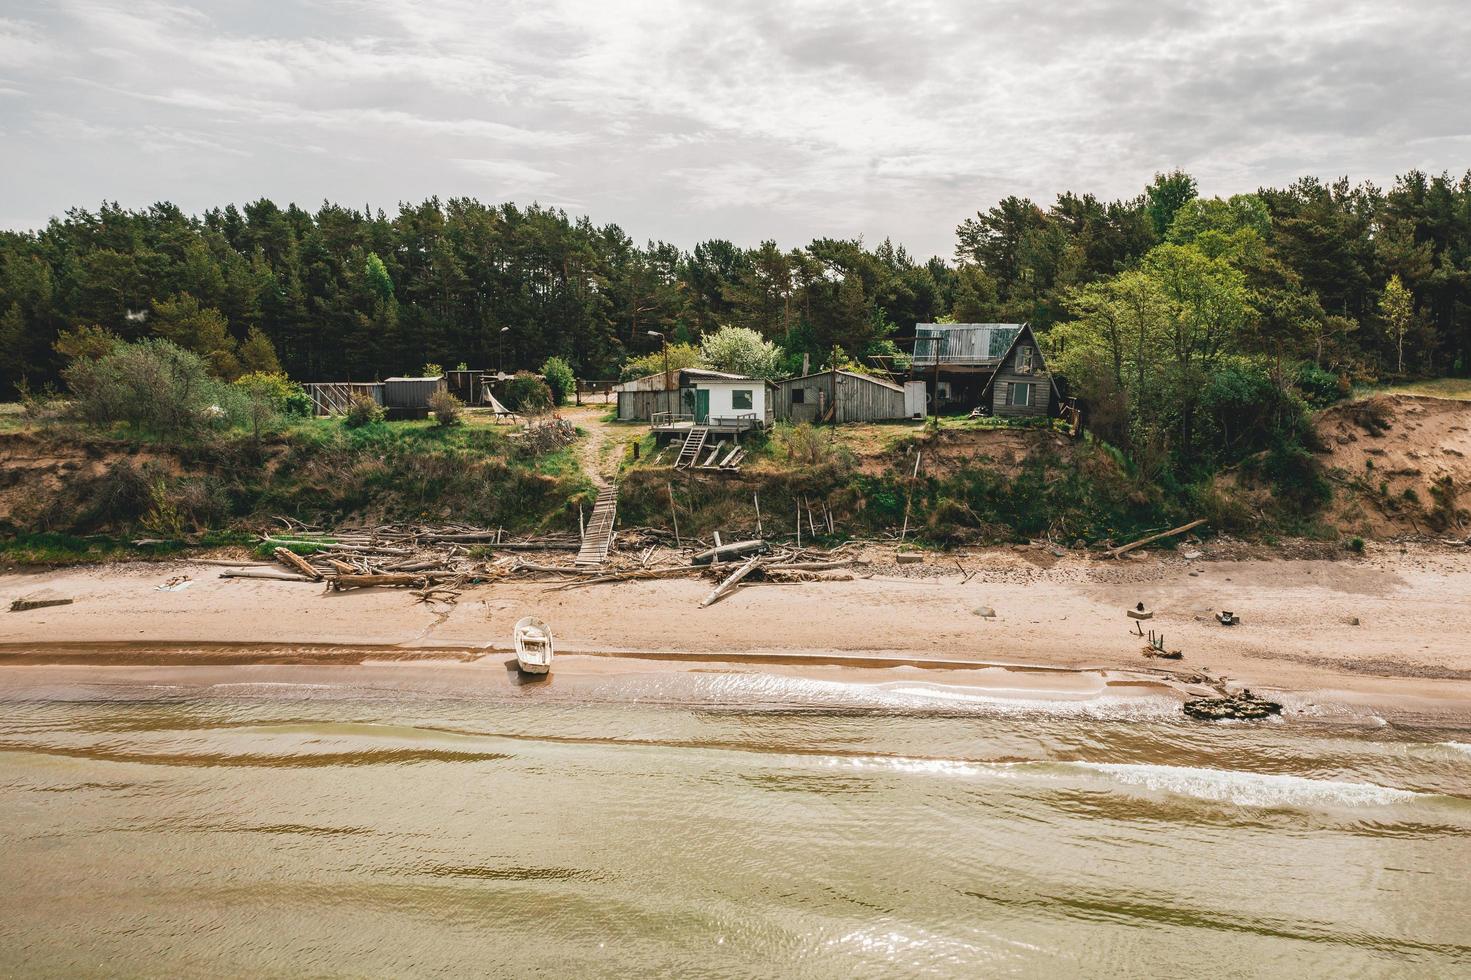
[732,389,753,410]
[1016,346,1033,372]
[1010,383,1031,407]
[790,387,806,404]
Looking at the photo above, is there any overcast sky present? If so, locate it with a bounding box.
[2,0,1468,258]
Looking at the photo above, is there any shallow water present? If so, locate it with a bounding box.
[2,663,1469,977]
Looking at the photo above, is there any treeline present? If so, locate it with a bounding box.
[1,170,1468,404]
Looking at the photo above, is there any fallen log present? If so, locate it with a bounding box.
[10,597,74,612]
[273,547,324,581]
[261,537,415,556]
[1105,519,1207,559]
[331,572,465,589]
[762,560,854,571]
[219,569,318,582]
[691,539,769,566]
[700,555,765,608]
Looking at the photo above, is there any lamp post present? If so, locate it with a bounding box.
[647,330,669,384]
[498,326,510,375]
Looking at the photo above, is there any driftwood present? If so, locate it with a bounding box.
[1105,519,1207,559]
[691,539,769,565]
[700,554,764,608]
[273,547,324,581]
[331,572,464,589]
[220,569,318,582]
[10,597,74,612]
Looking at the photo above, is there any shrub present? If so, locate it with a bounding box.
[64,338,239,437]
[428,389,465,427]
[1348,536,1365,553]
[343,394,385,428]
[505,372,553,414]
[1295,362,1347,407]
[422,362,443,378]
[542,356,575,406]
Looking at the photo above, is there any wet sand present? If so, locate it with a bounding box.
[2,544,1470,722]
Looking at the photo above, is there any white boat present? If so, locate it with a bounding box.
[513,616,553,674]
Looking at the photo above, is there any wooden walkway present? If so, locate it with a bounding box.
[575,484,619,566]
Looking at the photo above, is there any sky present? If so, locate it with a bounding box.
[2,0,1469,258]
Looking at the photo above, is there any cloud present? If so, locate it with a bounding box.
[2,0,1469,256]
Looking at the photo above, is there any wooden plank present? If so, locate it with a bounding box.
[273,546,324,581]
[10,597,73,612]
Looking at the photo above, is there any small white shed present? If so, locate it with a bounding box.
[689,378,775,428]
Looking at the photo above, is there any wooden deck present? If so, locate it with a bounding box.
[650,412,769,438]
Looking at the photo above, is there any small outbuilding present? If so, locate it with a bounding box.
[774,370,911,423]
[382,376,447,420]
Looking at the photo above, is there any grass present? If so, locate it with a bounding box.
[0,530,253,566]
[1358,378,1471,401]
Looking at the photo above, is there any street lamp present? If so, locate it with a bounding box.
[499,326,510,375]
[647,330,669,383]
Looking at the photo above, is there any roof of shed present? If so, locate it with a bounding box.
[383,375,444,382]
[779,369,903,392]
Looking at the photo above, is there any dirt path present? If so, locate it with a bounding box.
[562,404,623,489]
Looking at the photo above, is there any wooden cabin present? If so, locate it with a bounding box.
[615,368,750,422]
[647,376,776,441]
[911,322,1023,411]
[979,324,1063,418]
[774,370,910,423]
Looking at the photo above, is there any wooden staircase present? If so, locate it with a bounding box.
[675,426,708,470]
[575,484,619,566]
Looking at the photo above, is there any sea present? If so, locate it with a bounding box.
[2,661,1468,977]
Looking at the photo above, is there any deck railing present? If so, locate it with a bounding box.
[708,413,761,431]
[651,412,694,428]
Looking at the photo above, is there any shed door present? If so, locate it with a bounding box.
[695,389,710,424]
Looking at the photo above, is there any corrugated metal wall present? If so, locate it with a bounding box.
[383,378,446,409]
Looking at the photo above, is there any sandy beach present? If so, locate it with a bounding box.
[3,542,1469,723]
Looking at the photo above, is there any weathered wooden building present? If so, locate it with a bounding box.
[774,370,912,423]
[614,368,749,422]
[911,322,1023,410]
[979,324,1063,418]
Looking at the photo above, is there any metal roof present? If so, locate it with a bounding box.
[778,369,904,392]
[913,323,1023,364]
[382,375,444,382]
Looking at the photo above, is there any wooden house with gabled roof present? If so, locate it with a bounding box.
[979,323,1064,418]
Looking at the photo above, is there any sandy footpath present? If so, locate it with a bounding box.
[2,544,1470,721]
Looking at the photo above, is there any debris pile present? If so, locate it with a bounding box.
[1183,690,1283,721]
[227,517,859,608]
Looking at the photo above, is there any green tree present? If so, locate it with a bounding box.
[1145,170,1199,238]
[150,293,241,379]
[1380,274,1414,374]
[699,325,785,380]
[542,356,575,405]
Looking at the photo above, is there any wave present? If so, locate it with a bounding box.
[1059,762,1420,808]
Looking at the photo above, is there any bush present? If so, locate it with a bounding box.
[1295,363,1347,407]
[343,394,385,428]
[505,372,553,414]
[542,356,575,406]
[428,389,464,427]
[64,338,240,437]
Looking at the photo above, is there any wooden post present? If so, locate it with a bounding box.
[578,504,586,541]
[796,501,801,549]
[899,450,922,542]
[668,482,681,547]
[753,492,763,537]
